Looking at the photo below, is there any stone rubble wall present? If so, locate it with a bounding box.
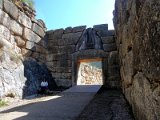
[46,24,120,88]
[114,0,160,120]
[0,0,47,98]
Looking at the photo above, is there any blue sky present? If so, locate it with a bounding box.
[34,0,115,30]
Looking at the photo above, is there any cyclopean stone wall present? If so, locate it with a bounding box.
[46,24,120,88]
[114,0,160,120]
[0,0,51,98]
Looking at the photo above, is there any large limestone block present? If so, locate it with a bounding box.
[152,86,160,119]
[46,53,71,61]
[46,30,54,39]
[131,72,157,120]
[121,51,134,87]
[4,0,18,20]
[72,25,86,32]
[103,43,117,52]
[23,28,41,43]
[51,67,71,73]
[18,11,32,29]
[0,9,10,28]
[102,36,115,44]
[32,23,45,37]
[58,45,75,54]
[46,54,54,61]
[64,27,72,33]
[9,35,16,45]
[47,46,59,54]
[0,25,10,40]
[10,20,23,36]
[62,32,82,45]
[59,59,72,67]
[21,48,32,56]
[52,73,71,79]
[52,29,64,39]
[15,36,25,47]
[93,24,108,37]
[107,30,115,36]
[26,41,35,50]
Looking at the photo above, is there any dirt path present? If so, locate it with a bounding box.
[76,89,134,120]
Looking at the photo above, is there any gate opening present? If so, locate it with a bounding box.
[77,59,104,85]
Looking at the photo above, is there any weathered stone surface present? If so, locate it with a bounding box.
[131,72,157,120]
[114,0,160,119]
[0,0,3,9]
[46,24,119,89]
[103,43,117,52]
[0,25,10,40]
[0,9,10,28]
[102,36,115,44]
[46,30,54,39]
[32,23,45,37]
[23,58,57,97]
[0,0,48,99]
[4,0,18,20]
[46,53,71,62]
[35,44,46,54]
[58,45,75,54]
[32,52,39,59]
[72,26,86,32]
[39,54,46,62]
[15,36,25,47]
[76,28,103,51]
[37,19,46,29]
[9,35,16,45]
[52,29,64,39]
[93,24,108,37]
[64,27,72,33]
[54,79,71,88]
[26,41,35,50]
[10,20,23,36]
[0,47,26,98]
[39,38,47,48]
[50,67,71,73]
[23,28,41,43]
[107,30,115,36]
[52,73,72,79]
[47,46,59,54]
[108,51,119,66]
[18,11,32,29]
[121,51,134,87]
[105,80,121,88]
[13,45,21,54]
[62,32,82,45]
[108,65,120,77]
[21,48,32,56]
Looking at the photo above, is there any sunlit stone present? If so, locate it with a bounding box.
[77,60,103,85]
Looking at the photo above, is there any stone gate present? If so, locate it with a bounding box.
[46,24,120,88]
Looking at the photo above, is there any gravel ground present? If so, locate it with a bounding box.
[76,88,135,120]
[0,91,61,112]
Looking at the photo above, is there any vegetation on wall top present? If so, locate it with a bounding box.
[21,0,34,9]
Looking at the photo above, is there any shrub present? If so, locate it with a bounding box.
[0,100,7,107]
